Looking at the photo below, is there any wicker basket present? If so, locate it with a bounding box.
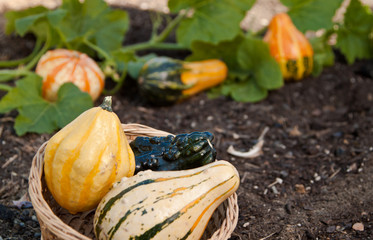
[29,123,239,240]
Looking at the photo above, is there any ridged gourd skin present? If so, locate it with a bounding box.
[36,49,105,101]
[263,13,314,81]
[138,57,228,105]
[94,160,239,240]
[43,96,135,214]
[131,132,217,173]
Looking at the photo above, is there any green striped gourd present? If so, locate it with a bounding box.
[137,57,228,105]
[94,160,240,240]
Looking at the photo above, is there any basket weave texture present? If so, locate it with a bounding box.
[29,123,239,240]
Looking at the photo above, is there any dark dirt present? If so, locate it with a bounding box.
[1,7,373,240]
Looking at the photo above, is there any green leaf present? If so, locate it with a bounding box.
[5,6,49,35]
[343,0,373,33]
[188,35,282,102]
[174,0,256,47]
[280,0,302,8]
[187,35,245,72]
[15,13,47,36]
[169,0,256,13]
[93,10,129,53]
[310,34,335,76]
[46,9,68,26]
[5,6,64,43]
[283,0,344,32]
[336,29,373,64]
[0,74,43,113]
[5,6,58,42]
[237,37,283,90]
[335,0,373,64]
[127,54,158,79]
[223,77,268,102]
[0,74,93,135]
[51,0,129,52]
[109,48,136,77]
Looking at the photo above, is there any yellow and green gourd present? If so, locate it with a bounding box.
[263,13,314,81]
[94,160,240,240]
[43,96,135,214]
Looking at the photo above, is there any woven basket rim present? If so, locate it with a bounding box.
[28,123,239,240]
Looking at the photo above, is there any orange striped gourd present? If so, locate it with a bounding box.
[94,160,239,240]
[36,49,105,101]
[263,13,314,81]
[43,96,135,214]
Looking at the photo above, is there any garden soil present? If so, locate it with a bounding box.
[1,6,373,240]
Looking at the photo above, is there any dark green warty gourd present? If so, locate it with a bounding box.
[130,132,217,173]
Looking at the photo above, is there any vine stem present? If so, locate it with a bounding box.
[0,37,43,68]
[0,31,51,82]
[0,69,34,82]
[102,70,127,96]
[121,11,188,52]
[152,11,187,43]
[121,42,187,52]
[83,39,112,62]
[24,34,51,71]
[0,83,12,92]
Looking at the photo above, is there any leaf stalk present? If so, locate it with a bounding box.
[0,37,43,68]
[0,83,12,92]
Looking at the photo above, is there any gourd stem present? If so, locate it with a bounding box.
[83,39,112,62]
[99,96,113,112]
[150,12,163,41]
[0,37,43,68]
[0,83,12,92]
[102,70,127,96]
[153,11,186,43]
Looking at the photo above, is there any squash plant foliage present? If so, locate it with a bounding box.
[0,0,373,135]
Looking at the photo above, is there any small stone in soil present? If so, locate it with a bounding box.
[295,184,306,194]
[352,222,364,231]
[34,232,42,238]
[332,131,344,138]
[280,170,289,178]
[285,203,293,214]
[326,225,336,233]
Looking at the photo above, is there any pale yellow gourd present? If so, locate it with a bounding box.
[43,96,135,214]
[94,160,240,240]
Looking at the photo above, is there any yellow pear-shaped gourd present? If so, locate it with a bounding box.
[43,96,135,214]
